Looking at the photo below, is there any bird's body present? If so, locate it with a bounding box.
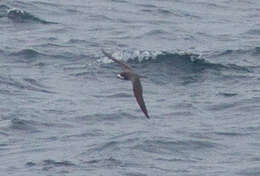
[102,50,150,119]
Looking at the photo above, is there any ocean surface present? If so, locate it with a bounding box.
[0,0,260,175]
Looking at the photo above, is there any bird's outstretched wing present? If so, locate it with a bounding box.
[132,78,150,119]
[102,49,132,71]
[102,49,150,119]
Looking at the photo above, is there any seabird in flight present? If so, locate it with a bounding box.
[102,49,150,119]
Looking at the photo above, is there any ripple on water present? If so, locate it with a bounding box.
[25,159,76,172]
[7,8,57,24]
[84,157,123,168]
[0,75,54,94]
[132,138,219,155]
[9,49,42,59]
[9,118,40,133]
[238,167,260,176]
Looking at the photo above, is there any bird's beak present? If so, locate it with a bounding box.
[117,74,125,80]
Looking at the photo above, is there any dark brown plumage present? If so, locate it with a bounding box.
[102,49,150,119]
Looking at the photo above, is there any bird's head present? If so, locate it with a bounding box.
[117,72,131,80]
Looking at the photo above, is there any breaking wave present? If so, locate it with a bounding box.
[0,5,57,24]
[100,49,252,73]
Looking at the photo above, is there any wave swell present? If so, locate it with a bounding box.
[0,5,57,24]
[0,76,53,94]
[7,8,57,24]
[101,50,251,73]
[9,49,42,59]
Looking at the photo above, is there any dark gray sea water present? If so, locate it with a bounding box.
[1,0,260,175]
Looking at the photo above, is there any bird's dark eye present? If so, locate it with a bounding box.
[120,73,129,80]
[121,74,126,79]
